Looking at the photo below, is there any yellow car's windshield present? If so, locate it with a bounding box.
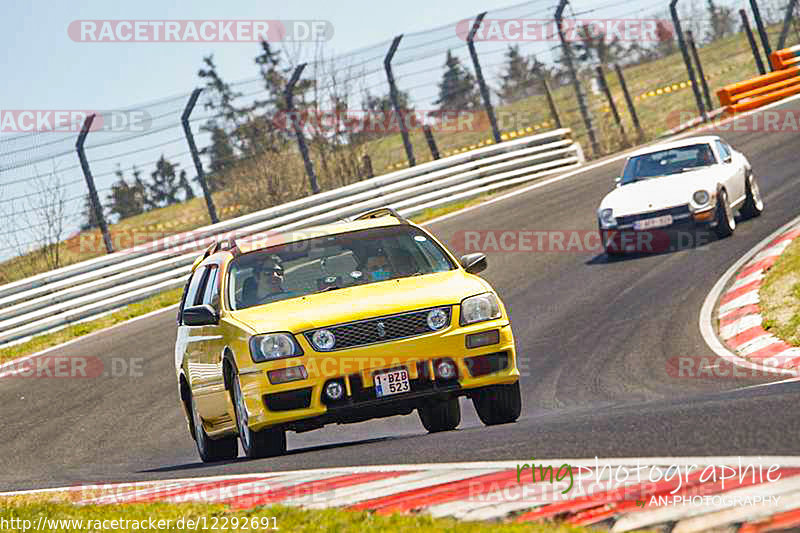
[228,225,456,310]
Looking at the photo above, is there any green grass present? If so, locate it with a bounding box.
[0,496,619,532]
[0,287,182,364]
[760,237,800,346]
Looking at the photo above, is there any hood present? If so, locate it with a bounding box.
[230,270,490,333]
[599,168,719,217]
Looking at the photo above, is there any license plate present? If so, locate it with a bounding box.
[374,368,410,398]
[633,214,673,230]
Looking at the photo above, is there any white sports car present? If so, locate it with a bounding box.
[597,135,763,255]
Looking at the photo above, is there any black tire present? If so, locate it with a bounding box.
[189,393,238,463]
[232,374,286,459]
[740,173,764,219]
[472,381,522,426]
[714,189,736,238]
[418,397,461,433]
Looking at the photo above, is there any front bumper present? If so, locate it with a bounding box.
[612,204,716,231]
[236,317,518,433]
[600,204,717,253]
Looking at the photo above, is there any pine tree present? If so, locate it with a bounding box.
[80,194,101,231]
[178,169,195,201]
[433,50,481,113]
[496,45,550,103]
[707,0,735,42]
[198,55,244,131]
[572,24,623,66]
[107,167,146,221]
[148,156,182,208]
[200,124,235,192]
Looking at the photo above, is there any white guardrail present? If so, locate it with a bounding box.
[0,129,583,346]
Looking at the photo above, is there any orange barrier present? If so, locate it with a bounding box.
[717,67,800,106]
[771,44,800,70]
[717,46,800,114]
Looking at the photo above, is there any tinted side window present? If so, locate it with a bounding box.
[178,268,207,325]
[201,266,220,311]
[716,140,731,161]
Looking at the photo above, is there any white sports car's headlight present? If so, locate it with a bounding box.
[599,208,616,228]
[692,190,711,206]
[460,293,501,326]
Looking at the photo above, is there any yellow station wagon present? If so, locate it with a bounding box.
[175,208,521,462]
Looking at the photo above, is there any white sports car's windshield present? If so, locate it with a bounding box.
[621,143,717,184]
[228,225,456,310]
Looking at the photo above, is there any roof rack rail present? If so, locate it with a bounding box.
[353,207,408,224]
[191,238,239,272]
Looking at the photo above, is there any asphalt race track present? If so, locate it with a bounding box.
[3,101,800,492]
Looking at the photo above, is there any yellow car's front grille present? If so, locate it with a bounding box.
[303,307,451,351]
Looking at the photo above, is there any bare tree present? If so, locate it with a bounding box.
[29,160,68,271]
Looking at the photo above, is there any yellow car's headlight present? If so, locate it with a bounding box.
[460,293,501,326]
[249,333,303,362]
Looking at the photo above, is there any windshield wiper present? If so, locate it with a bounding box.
[314,285,344,294]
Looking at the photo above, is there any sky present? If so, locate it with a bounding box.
[1,0,515,111]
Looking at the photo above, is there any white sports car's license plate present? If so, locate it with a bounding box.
[374,368,410,398]
[633,214,673,230]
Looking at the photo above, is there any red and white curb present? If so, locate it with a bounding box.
[715,225,800,372]
[6,458,800,532]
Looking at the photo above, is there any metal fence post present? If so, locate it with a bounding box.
[750,0,773,70]
[778,0,798,50]
[76,114,113,254]
[362,154,374,179]
[555,0,600,156]
[613,64,644,143]
[181,88,219,224]
[595,65,628,146]
[542,78,562,129]
[740,9,766,75]
[384,35,416,167]
[686,30,713,110]
[286,63,320,194]
[467,12,501,144]
[669,0,707,121]
[422,125,440,159]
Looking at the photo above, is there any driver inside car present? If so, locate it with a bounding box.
[241,257,286,307]
[365,250,393,282]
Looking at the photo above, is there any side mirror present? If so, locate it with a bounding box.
[723,155,732,164]
[183,304,219,326]
[460,253,487,274]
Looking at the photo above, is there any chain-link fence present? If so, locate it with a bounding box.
[0,0,797,284]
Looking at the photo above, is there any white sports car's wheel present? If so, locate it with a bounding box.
[189,392,238,463]
[232,374,286,459]
[714,189,736,238]
[740,173,764,219]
